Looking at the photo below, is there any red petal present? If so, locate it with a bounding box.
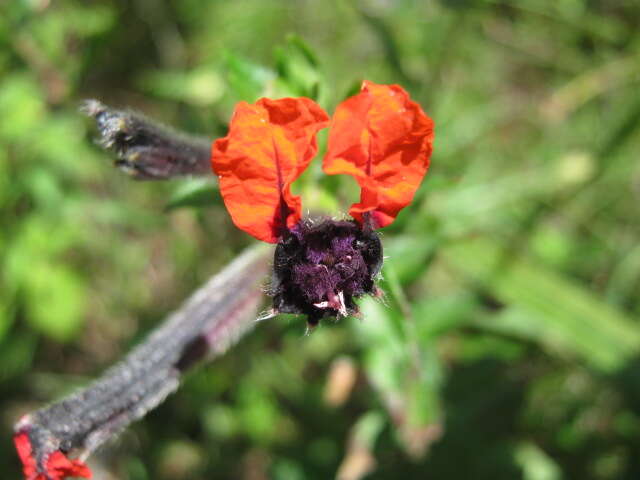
[47,451,92,480]
[212,97,329,243]
[14,431,92,480]
[323,81,434,228]
[14,432,37,479]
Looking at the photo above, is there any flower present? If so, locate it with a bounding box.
[211,81,434,325]
[14,431,92,480]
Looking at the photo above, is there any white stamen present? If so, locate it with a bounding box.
[336,290,348,317]
[256,309,277,322]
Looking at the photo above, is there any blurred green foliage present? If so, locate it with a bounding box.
[1,0,640,479]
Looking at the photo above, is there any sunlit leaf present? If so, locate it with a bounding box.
[444,237,640,372]
[24,262,87,342]
[165,178,219,211]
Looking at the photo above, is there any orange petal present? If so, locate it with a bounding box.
[212,97,329,243]
[323,81,434,228]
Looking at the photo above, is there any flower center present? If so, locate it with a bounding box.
[271,218,382,326]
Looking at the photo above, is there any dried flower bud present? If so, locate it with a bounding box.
[82,99,211,179]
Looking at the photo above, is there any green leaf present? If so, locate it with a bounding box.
[443,237,640,372]
[0,74,45,141]
[383,235,438,284]
[274,36,322,100]
[23,262,87,342]
[355,298,443,457]
[412,292,479,341]
[0,332,37,381]
[238,383,282,444]
[223,51,274,103]
[138,67,225,106]
[65,4,116,37]
[515,442,562,480]
[165,178,219,211]
[285,34,319,68]
[0,299,15,343]
[352,411,386,449]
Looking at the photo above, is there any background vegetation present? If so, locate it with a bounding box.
[1,0,640,478]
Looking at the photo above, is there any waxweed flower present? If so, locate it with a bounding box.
[211,81,434,328]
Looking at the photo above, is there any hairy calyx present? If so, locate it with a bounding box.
[271,219,383,327]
